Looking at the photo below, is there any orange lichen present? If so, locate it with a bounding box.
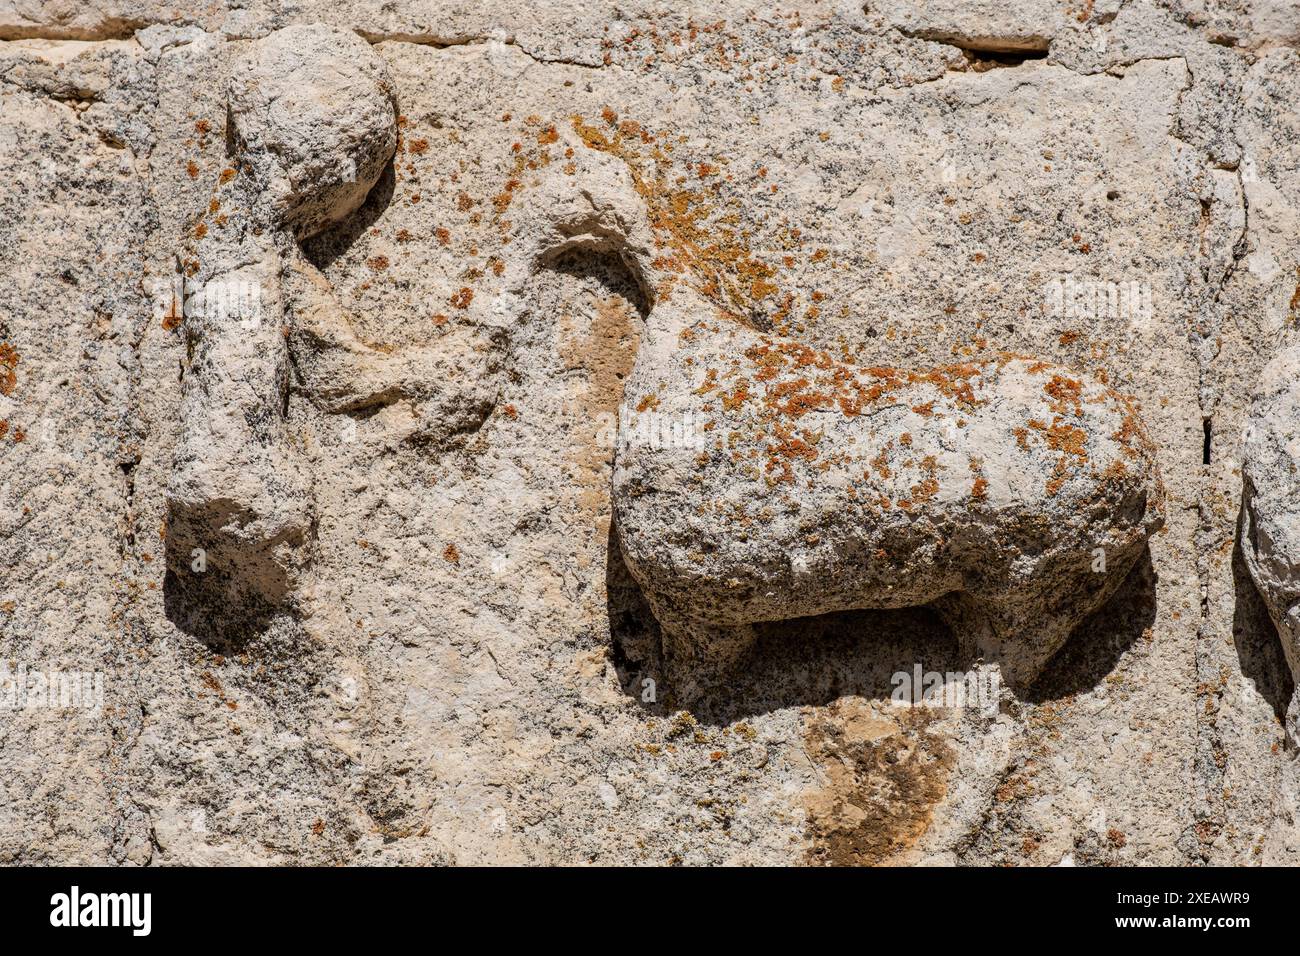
[764,423,818,484]
[1110,397,1155,460]
[968,456,988,499]
[569,114,780,323]
[1032,418,1088,459]
[492,177,522,214]
[909,477,940,505]
[1029,416,1090,496]
[870,444,893,480]
[721,382,751,411]
[1043,374,1084,417]
[161,295,183,331]
[0,343,18,396]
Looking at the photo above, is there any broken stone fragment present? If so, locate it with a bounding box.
[1240,344,1300,732]
[613,298,1165,697]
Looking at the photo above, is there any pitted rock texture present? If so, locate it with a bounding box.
[614,311,1164,692]
[1,0,1300,867]
[1242,345,1300,733]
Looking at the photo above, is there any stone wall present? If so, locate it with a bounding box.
[1,0,1298,865]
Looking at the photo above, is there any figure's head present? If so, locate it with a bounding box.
[228,24,398,239]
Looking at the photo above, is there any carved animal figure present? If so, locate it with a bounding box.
[614,300,1165,695]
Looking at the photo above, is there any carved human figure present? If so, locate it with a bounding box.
[166,25,496,614]
[165,25,648,617]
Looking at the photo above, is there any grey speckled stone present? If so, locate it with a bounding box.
[1,0,1299,867]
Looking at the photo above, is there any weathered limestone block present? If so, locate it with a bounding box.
[1241,344,1300,725]
[614,298,1166,694]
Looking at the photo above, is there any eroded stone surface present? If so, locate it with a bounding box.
[1,0,1299,867]
[1242,345,1300,733]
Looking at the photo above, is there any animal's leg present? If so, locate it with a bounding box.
[652,609,759,705]
[932,592,1080,693]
